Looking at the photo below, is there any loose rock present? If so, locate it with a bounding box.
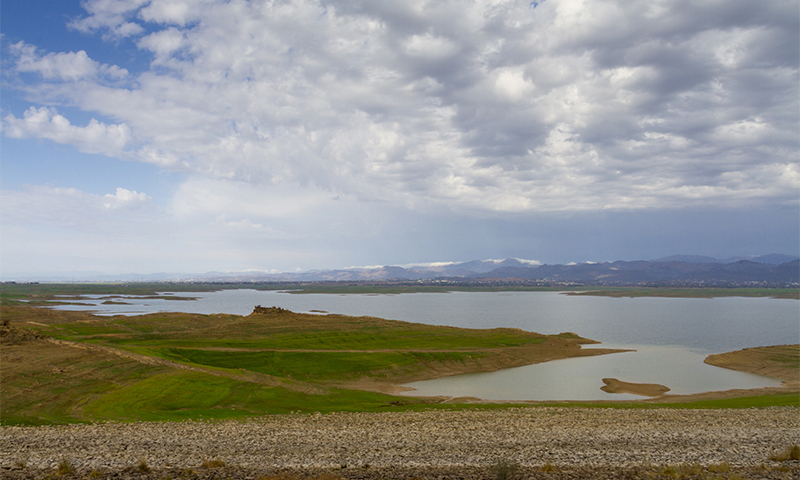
[2,408,798,479]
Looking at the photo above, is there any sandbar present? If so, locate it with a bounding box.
[601,377,670,397]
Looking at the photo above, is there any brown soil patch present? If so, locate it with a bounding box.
[600,378,670,396]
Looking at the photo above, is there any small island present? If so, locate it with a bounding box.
[600,378,671,397]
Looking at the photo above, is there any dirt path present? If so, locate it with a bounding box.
[42,337,325,394]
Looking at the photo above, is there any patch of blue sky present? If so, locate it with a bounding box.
[1,0,153,76]
[1,137,183,207]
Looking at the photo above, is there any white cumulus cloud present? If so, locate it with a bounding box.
[10,42,129,81]
[3,107,132,157]
[103,187,152,210]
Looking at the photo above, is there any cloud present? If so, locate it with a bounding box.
[68,0,149,39]
[138,0,208,26]
[137,27,187,61]
[5,0,799,215]
[169,176,350,227]
[1,185,152,230]
[3,107,132,157]
[103,187,152,210]
[0,180,409,274]
[10,42,129,81]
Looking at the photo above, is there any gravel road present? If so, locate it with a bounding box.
[2,407,799,479]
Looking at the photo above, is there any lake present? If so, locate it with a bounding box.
[50,289,798,401]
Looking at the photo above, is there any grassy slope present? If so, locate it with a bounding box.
[0,337,171,425]
[45,311,548,350]
[7,331,794,426]
[79,370,426,422]
[1,303,591,425]
[704,344,800,381]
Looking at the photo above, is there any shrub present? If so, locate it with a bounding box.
[137,457,151,473]
[770,444,800,461]
[200,458,226,469]
[491,458,519,480]
[658,465,677,478]
[56,459,74,476]
[708,461,730,473]
[677,463,703,476]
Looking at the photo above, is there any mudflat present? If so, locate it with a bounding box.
[600,377,670,396]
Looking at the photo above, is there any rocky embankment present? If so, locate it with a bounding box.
[3,408,799,479]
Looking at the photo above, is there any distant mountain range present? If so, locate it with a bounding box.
[6,254,798,286]
[650,254,797,264]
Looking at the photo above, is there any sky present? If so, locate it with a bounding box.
[1,0,798,279]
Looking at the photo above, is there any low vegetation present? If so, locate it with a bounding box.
[199,459,226,469]
[490,458,519,480]
[136,458,150,473]
[28,462,800,479]
[704,344,800,381]
[56,458,74,476]
[770,445,800,462]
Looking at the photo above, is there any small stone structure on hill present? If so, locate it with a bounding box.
[252,305,290,315]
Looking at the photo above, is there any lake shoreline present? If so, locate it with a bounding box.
[398,344,799,404]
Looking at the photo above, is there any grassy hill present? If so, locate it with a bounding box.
[0,302,613,425]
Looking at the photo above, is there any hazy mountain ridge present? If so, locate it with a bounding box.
[651,254,798,265]
[6,255,798,285]
[472,259,799,285]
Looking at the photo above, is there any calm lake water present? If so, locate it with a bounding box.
[51,290,799,401]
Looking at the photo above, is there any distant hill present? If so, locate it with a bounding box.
[472,259,799,285]
[7,255,798,285]
[743,254,799,265]
[183,255,798,286]
[654,254,799,265]
[652,255,721,264]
